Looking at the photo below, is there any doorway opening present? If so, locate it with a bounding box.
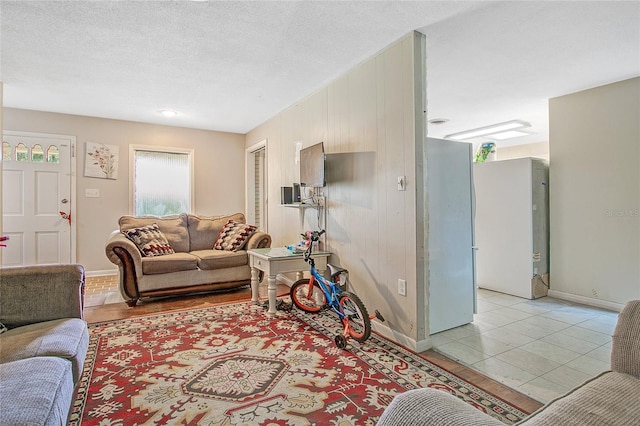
[246,140,267,231]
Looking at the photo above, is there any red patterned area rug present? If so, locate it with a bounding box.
[69,301,528,425]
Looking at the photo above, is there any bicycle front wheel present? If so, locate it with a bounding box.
[290,279,327,312]
[339,291,371,342]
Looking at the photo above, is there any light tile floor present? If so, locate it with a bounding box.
[84,274,120,307]
[431,288,619,403]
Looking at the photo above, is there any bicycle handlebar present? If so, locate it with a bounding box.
[303,229,325,262]
[309,229,325,242]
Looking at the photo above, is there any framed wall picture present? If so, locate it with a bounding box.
[85,142,118,179]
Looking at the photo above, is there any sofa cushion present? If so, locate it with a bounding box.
[141,252,199,275]
[188,213,245,251]
[191,249,249,270]
[120,213,190,253]
[523,371,640,425]
[0,318,89,383]
[123,223,175,257]
[214,220,257,251]
[0,357,75,426]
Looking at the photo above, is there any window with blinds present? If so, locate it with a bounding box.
[132,147,193,216]
[253,148,265,229]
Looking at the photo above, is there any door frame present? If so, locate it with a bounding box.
[245,139,268,232]
[2,130,77,264]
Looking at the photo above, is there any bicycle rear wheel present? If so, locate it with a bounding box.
[290,279,327,312]
[339,291,371,342]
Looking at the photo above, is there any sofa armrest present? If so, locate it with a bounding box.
[105,230,144,301]
[377,388,504,426]
[105,231,143,279]
[245,231,272,250]
[0,264,85,329]
[611,300,640,378]
[105,231,142,277]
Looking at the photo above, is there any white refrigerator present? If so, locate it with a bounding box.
[427,138,476,334]
[473,157,549,299]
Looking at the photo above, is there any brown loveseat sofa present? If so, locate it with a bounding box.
[105,213,271,306]
[377,299,640,425]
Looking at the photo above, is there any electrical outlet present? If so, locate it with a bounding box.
[398,279,406,296]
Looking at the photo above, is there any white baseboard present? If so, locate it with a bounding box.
[548,289,624,312]
[372,321,432,353]
[86,269,118,277]
[278,273,432,352]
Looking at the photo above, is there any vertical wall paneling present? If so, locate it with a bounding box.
[0,82,3,265]
[246,31,427,348]
[412,32,429,339]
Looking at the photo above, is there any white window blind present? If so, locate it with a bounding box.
[254,148,265,229]
[133,149,192,216]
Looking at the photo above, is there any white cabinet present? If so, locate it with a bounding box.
[474,157,549,299]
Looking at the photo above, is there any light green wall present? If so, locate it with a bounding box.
[549,77,640,306]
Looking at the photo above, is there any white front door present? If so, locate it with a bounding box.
[2,131,76,266]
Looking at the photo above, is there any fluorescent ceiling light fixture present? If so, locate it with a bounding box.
[489,130,534,140]
[445,120,531,140]
[160,110,179,117]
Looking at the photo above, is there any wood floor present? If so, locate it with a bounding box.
[83,282,544,415]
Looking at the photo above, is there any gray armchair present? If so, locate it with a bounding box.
[0,264,89,425]
[0,264,85,328]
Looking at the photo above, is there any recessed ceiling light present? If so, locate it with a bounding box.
[160,110,179,117]
[428,118,449,125]
[445,120,531,140]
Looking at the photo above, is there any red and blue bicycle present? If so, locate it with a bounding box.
[289,230,384,349]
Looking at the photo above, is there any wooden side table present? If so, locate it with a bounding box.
[247,248,330,315]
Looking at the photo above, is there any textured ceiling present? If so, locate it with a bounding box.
[1,1,639,147]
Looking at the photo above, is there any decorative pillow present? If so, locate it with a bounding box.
[187,213,245,251]
[123,223,175,257]
[119,214,189,253]
[0,323,7,334]
[214,220,257,251]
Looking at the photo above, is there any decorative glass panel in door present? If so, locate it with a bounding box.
[2,132,74,266]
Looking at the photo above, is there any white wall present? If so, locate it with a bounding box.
[2,108,247,273]
[496,141,549,161]
[247,32,428,347]
[549,77,640,307]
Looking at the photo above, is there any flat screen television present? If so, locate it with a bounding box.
[299,142,325,187]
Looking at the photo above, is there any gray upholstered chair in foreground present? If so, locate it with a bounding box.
[0,264,89,425]
[378,300,640,426]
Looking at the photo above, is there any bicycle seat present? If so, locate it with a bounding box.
[327,264,348,281]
